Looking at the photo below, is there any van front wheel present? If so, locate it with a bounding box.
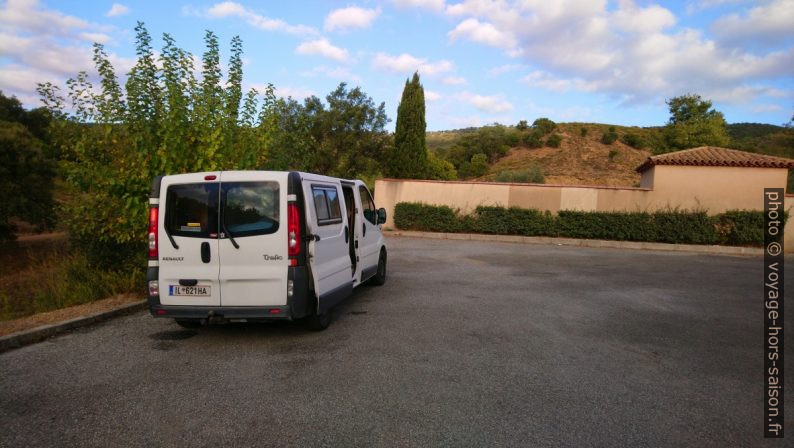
[369,249,387,286]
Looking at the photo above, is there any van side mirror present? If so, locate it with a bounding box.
[377,208,387,225]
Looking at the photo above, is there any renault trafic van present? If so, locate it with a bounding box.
[146,171,387,330]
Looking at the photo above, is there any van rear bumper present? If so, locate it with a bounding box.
[149,305,292,321]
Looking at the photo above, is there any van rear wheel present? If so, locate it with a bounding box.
[369,249,387,286]
[304,306,331,331]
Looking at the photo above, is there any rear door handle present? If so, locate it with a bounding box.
[362,222,366,237]
[344,226,349,243]
[201,242,211,263]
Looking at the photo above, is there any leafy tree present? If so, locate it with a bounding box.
[425,151,457,180]
[444,125,518,169]
[265,83,389,179]
[389,72,427,178]
[36,23,393,263]
[663,94,729,150]
[37,24,268,264]
[532,118,556,135]
[0,121,55,239]
[458,153,489,179]
[516,120,528,131]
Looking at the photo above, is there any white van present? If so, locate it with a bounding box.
[146,171,387,330]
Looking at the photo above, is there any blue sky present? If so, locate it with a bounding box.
[1,0,792,131]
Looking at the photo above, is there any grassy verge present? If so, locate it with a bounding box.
[0,240,144,322]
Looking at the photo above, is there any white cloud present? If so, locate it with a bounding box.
[440,0,793,106]
[205,1,317,36]
[324,6,380,32]
[0,0,92,37]
[296,39,350,62]
[711,0,794,48]
[372,52,454,76]
[457,92,513,113]
[425,90,441,101]
[441,76,466,85]
[448,18,516,50]
[390,0,446,12]
[0,1,133,107]
[106,3,129,17]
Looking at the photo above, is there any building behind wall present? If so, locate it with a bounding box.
[374,146,794,251]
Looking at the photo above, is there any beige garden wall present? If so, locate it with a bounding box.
[374,165,794,252]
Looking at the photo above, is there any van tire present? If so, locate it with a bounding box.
[175,319,203,329]
[303,306,331,331]
[369,248,387,286]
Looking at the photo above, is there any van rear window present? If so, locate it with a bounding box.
[165,183,219,238]
[222,182,279,237]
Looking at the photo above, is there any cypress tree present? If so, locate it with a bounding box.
[390,72,428,178]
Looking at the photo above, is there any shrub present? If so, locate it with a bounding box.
[495,170,531,183]
[546,133,562,148]
[608,149,619,161]
[651,210,717,244]
[393,202,769,247]
[556,211,655,241]
[532,118,556,135]
[621,133,645,149]
[425,151,458,180]
[714,210,778,245]
[522,130,543,148]
[580,127,588,137]
[516,120,529,131]
[528,165,545,183]
[472,206,555,236]
[601,126,618,144]
[393,202,463,232]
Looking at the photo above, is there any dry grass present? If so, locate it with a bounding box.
[0,234,144,322]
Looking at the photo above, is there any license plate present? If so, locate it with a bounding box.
[169,285,211,296]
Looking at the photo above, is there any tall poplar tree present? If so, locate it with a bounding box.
[390,72,428,178]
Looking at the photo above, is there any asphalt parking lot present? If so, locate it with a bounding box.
[1,236,791,447]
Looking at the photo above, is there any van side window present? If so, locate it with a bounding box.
[165,183,219,238]
[312,185,343,225]
[359,186,376,225]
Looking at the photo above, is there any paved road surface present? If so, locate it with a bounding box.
[1,237,791,447]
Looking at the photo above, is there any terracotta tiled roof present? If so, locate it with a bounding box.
[636,146,794,173]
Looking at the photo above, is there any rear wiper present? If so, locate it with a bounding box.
[223,221,240,249]
[164,228,179,249]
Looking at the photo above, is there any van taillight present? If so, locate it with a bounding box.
[148,207,158,258]
[287,203,300,266]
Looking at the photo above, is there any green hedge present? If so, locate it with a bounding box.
[393,202,778,246]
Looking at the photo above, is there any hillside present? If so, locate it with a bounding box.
[486,123,652,186]
[427,122,793,188]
